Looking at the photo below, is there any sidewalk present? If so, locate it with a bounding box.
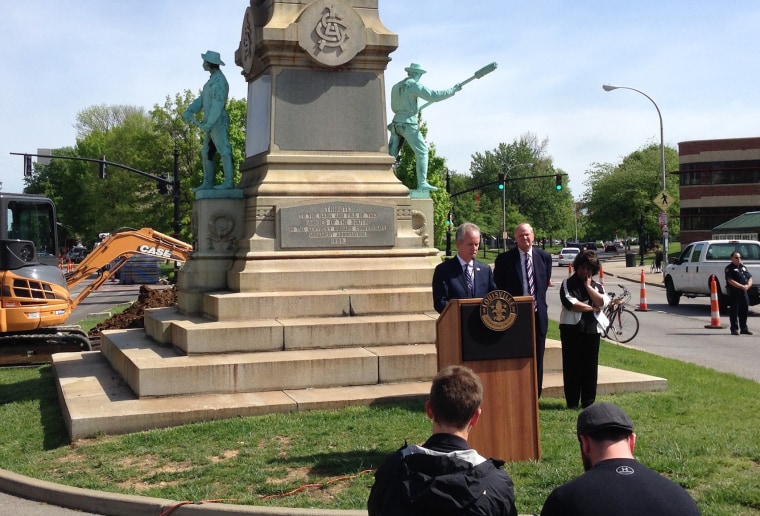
[593,252,664,288]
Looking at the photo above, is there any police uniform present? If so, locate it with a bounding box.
[724,261,753,334]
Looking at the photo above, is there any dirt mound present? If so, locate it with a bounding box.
[89,285,177,336]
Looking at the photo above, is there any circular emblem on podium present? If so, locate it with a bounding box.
[480,290,518,331]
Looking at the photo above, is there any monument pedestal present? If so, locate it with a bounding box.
[177,196,244,315]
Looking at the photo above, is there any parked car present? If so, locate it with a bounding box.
[557,247,580,267]
[604,243,618,253]
[585,241,598,250]
[66,247,89,263]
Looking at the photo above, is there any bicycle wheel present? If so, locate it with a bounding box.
[606,308,639,343]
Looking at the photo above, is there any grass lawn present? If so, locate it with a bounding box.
[1,320,758,515]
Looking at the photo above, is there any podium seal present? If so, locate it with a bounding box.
[480,290,518,331]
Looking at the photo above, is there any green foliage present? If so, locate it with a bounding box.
[454,133,574,243]
[582,143,679,243]
[23,92,247,245]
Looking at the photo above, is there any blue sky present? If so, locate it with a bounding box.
[3,1,760,198]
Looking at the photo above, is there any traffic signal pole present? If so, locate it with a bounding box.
[445,172,566,256]
[11,150,182,241]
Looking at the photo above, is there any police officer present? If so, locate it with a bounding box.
[724,251,753,335]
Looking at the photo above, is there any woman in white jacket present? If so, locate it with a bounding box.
[558,251,608,409]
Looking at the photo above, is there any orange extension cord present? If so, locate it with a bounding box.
[158,469,375,514]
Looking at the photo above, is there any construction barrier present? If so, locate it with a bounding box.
[705,275,724,329]
[635,268,649,311]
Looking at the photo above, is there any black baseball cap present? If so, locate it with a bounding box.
[576,402,634,436]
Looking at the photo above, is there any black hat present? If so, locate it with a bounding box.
[576,402,634,436]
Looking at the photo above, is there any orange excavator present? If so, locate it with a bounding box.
[0,193,193,363]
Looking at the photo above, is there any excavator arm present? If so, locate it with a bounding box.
[65,228,193,311]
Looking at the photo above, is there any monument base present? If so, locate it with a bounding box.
[176,196,244,314]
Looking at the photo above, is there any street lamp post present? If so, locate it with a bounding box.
[602,84,668,259]
[500,162,533,252]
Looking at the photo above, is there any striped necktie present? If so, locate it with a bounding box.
[464,263,474,297]
[526,252,536,309]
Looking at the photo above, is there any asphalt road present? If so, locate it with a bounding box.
[548,254,760,382]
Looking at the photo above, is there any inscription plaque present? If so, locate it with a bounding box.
[280,202,395,249]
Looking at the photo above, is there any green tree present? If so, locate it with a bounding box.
[464,133,574,244]
[583,143,679,245]
[24,94,247,245]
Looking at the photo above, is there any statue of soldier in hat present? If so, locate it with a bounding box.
[183,50,235,191]
[388,63,461,195]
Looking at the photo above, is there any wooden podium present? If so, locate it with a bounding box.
[436,296,540,462]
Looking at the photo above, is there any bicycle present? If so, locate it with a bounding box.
[601,284,639,343]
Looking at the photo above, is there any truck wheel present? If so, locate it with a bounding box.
[665,277,681,306]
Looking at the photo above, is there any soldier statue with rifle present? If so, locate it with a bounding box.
[388,62,497,197]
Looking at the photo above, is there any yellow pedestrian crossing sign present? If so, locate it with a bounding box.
[652,190,671,211]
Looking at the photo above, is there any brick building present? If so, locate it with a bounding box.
[677,137,760,245]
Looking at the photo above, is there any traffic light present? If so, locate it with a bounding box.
[24,154,33,177]
[555,174,563,191]
[497,173,505,190]
[157,179,169,195]
[98,156,107,179]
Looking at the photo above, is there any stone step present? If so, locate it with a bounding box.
[229,255,440,292]
[53,350,667,441]
[143,309,438,354]
[100,329,438,397]
[203,286,434,320]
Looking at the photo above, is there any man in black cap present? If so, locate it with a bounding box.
[540,402,700,515]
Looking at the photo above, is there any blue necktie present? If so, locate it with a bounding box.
[464,263,474,297]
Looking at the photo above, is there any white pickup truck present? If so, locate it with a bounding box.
[663,240,760,309]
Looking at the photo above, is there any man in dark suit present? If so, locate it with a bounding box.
[493,223,553,396]
[432,222,496,313]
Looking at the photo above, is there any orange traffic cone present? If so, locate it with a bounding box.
[568,264,573,276]
[635,268,649,311]
[599,266,605,288]
[705,275,724,329]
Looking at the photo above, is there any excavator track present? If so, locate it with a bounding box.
[0,326,92,366]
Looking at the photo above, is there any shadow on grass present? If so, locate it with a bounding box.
[0,366,69,451]
[274,449,390,478]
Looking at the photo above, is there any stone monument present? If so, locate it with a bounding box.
[53,0,443,439]
[52,1,667,439]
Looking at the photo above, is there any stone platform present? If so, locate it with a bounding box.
[53,337,667,441]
